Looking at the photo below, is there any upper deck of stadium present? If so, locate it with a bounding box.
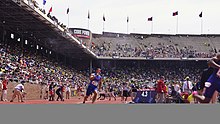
[0,0,97,60]
[92,32,220,61]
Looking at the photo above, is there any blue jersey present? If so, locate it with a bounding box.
[90,74,102,86]
[86,74,102,96]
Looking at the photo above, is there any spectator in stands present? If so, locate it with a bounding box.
[182,76,193,100]
[49,82,56,101]
[76,84,84,99]
[156,76,166,103]
[45,83,49,100]
[173,81,181,94]
[107,83,117,101]
[130,84,137,102]
[65,83,71,99]
[1,75,8,101]
[121,82,129,103]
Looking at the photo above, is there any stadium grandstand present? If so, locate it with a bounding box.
[91,32,218,60]
[0,0,220,104]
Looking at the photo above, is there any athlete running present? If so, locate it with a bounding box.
[83,68,102,104]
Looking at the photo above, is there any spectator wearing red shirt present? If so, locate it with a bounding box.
[1,76,8,101]
[156,76,166,103]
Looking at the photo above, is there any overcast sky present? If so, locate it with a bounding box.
[35,0,220,34]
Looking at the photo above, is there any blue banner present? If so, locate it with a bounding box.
[133,90,157,103]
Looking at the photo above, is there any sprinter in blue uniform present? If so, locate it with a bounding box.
[83,68,102,104]
[193,54,220,103]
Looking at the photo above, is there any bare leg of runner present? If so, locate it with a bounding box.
[211,91,218,104]
[83,96,88,104]
[92,91,98,104]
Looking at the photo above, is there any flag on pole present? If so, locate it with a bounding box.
[173,11,178,16]
[199,12,203,18]
[127,16,129,23]
[103,14,106,21]
[67,8,69,14]
[43,0,46,5]
[148,17,153,21]
[88,11,90,19]
[49,7,52,13]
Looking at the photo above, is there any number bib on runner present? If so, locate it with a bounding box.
[91,81,99,86]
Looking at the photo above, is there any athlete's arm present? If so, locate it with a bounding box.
[208,57,220,69]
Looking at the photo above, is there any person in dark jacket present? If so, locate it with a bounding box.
[56,83,64,101]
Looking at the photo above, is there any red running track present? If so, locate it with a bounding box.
[0,97,132,104]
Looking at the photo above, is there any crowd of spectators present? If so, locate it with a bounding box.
[95,60,206,98]
[91,36,216,58]
[0,42,88,88]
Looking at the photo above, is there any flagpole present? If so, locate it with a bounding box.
[201,18,203,34]
[151,21,153,34]
[88,19,90,29]
[127,22,128,34]
[176,15,178,34]
[103,21,105,33]
[126,16,129,34]
[68,12,69,28]
[88,10,90,29]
